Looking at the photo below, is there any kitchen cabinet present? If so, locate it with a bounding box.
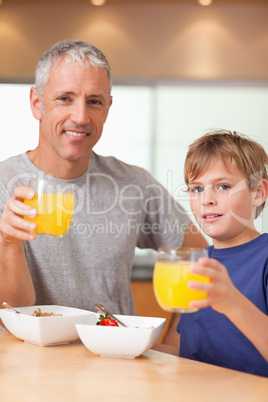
[131,280,172,343]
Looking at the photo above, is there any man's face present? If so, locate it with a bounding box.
[31,59,112,166]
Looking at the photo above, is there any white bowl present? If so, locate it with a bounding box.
[76,313,166,358]
[0,305,93,346]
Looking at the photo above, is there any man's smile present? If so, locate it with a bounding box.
[64,130,89,137]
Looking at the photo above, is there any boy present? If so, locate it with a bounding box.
[177,129,268,377]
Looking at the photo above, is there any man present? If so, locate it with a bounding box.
[0,40,207,337]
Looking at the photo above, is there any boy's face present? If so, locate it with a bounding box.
[188,159,257,248]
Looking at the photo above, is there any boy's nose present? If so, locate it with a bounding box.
[205,200,215,205]
[202,187,216,205]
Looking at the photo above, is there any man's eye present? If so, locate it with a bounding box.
[58,96,70,102]
[89,99,103,106]
[218,184,230,190]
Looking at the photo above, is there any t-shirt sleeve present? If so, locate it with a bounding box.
[264,260,268,310]
[0,180,11,216]
[136,176,191,250]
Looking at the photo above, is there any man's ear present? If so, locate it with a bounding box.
[253,179,268,207]
[30,87,42,121]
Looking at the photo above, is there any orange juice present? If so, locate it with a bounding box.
[153,261,210,313]
[24,193,74,237]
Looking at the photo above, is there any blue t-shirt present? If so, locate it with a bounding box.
[177,234,268,377]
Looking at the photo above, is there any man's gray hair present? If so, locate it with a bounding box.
[35,39,112,97]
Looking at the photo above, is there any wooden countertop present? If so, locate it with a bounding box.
[0,330,267,402]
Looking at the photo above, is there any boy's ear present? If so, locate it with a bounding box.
[30,87,42,121]
[253,179,268,207]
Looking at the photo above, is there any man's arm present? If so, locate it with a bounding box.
[0,238,36,328]
[0,239,35,306]
[151,313,180,356]
[0,186,37,327]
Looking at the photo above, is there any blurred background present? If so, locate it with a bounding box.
[1,0,268,239]
[1,0,268,333]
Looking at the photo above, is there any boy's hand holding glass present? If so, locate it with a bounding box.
[153,247,210,313]
[188,257,239,315]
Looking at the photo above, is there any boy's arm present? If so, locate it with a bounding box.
[227,291,268,362]
[189,257,268,362]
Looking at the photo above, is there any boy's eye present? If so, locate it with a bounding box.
[190,186,204,193]
[218,184,230,190]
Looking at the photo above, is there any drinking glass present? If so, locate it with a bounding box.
[153,247,209,313]
[24,178,74,237]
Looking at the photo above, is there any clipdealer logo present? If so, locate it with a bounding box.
[3,171,189,217]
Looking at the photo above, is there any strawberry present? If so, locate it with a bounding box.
[96,312,119,327]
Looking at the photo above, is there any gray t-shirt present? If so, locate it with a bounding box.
[0,151,190,315]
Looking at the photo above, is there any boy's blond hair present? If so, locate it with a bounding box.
[184,129,268,218]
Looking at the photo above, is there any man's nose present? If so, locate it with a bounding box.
[70,101,90,126]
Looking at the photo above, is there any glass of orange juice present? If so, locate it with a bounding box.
[153,247,209,313]
[24,178,74,237]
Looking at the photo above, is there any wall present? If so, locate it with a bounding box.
[0,3,268,320]
[0,2,268,82]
